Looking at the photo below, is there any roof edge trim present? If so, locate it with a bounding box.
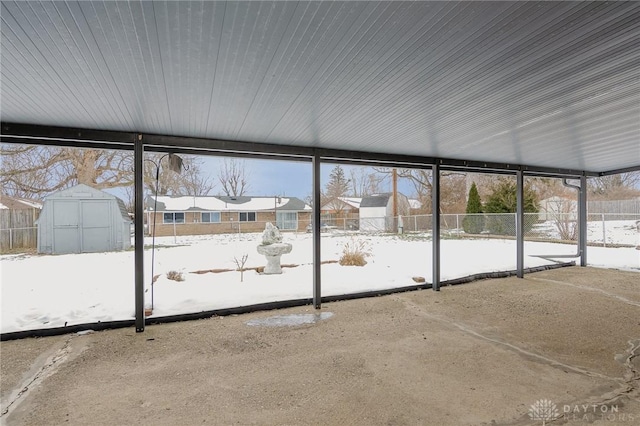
[1,122,597,178]
[599,165,640,176]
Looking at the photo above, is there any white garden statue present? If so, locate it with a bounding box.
[257,223,292,274]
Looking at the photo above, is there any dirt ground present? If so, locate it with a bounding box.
[1,266,639,426]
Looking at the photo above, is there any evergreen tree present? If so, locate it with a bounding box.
[484,178,539,235]
[322,165,351,216]
[325,165,350,199]
[462,182,484,234]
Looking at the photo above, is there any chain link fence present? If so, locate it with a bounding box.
[318,212,639,248]
[3,213,638,253]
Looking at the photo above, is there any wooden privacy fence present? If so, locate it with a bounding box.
[0,208,39,251]
[588,199,640,218]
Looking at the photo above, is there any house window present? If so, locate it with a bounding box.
[239,212,256,222]
[276,212,298,230]
[163,212,185,224]
[201,212,221,223]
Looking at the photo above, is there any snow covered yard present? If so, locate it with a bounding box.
[1,231,638,334]
[531,219,640,246]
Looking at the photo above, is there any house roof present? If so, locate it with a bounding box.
[148,195,310,212]
[321,197,363,211]
[340,198,363,209]
[360,194,392,208]
[0,195,42,210]
[1,1,639,175]
[408,199,422,210]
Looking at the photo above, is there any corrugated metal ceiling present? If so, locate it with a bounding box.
[1,1,638,173]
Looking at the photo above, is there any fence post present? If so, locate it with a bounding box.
[601,213,606,247]
[173,220,177,244]
[414,215,417,232]
[9,228,13,250]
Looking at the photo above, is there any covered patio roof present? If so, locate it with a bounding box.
[1,1,638,175]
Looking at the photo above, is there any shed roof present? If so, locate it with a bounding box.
[47,184,130,221]
[360,194,392,209]
[1,1,638,174]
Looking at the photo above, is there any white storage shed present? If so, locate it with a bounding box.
[359,193,410,232]
[37,184,131,254]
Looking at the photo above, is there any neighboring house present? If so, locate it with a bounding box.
[321,196,362,215]
[408,198,423,214]
[539,196,577,221]
[321,197,362,217]
[146,195,312,237]
[37,184,131,254]
[359,193,410,232]
[0,195,42,251]
[0,195,43,211]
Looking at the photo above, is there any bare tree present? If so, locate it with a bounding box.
[1,144,133,199]
[145,154,215,196]
[349,167,386,197]
[373,168,466,213]
[233,254,249,282]
[1,145,216,211]
[589,172,640,200]
[218,158,250,196]
[527,177,569,201]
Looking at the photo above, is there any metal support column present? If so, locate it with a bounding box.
[134,135,145,332]
[579,175,587,267]
[516,170,524,278]
[312,154,322,308]
[432,163,440,291]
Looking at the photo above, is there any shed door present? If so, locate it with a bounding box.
[53,201,80,254]
[80,201,111,252]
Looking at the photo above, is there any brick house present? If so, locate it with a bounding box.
[146,195,311,237]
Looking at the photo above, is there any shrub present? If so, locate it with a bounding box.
[166,270,185,282]
[484,178,539,235]
[339,239,371,266]
[555,217,578,241]
[462,182,484,234]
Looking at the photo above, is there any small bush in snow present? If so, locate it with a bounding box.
[339,239,371,267]
[233,254,249,282]
[166,270,185,282]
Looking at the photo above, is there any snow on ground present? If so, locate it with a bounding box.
[1,231,638,334]
[532,219,640,246]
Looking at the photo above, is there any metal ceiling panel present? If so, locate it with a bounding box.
[1,1,638,173]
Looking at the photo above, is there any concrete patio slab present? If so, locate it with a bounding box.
[1,267,638,425]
